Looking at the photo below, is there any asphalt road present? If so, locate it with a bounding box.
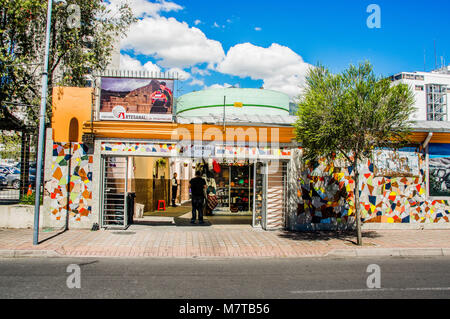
[0,256,449,299]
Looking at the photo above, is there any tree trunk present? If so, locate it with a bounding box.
[354,160,362,245]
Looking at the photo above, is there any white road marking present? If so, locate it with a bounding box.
[290,287,450,294]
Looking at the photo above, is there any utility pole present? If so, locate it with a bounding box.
[33,0,53,245]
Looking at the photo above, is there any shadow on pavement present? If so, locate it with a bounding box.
[37,228,68,244]
[277,230,381,244]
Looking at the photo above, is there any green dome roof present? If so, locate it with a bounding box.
[176,88,289,117]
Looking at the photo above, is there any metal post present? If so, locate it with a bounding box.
[223,96,226,133]
[33,0,53,245]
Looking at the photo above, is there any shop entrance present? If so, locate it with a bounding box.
[100,155,184,229]
[100,156,129,228]
[100,156,285,229]
[200,160,266,227]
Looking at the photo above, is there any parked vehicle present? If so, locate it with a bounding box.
[0,175,7,190]
[15,162,36,177]
[12,163,37,187]
[0,166,20,189]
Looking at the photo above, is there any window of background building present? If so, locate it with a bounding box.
[415,85,424,91]
[426,84,448,121]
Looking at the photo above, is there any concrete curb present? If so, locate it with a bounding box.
[327,247,450,258]
[0,249,60,258]
[1,248,449,259]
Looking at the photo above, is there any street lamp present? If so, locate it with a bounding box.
[33,0,66,245]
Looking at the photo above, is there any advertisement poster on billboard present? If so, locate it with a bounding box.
[99,77,174,121]
[429,144,450,197]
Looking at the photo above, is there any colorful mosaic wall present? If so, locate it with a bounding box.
[292,148,450,228]
[45,143,93,222]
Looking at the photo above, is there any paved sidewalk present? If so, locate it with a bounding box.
[0,224,449,258]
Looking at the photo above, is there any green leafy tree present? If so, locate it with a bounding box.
[0,131,21,161]
[0,0,135,128]
[294,62,415,245]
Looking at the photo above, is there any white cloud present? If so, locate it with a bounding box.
[207,83,234,89]
[217,43,312,98]
[212,22,225,28]
[189,78,205,86]
[194,19,201,25]
[191,67,210,76]
[106,0,183,18]
[254,27,262,31]
[119,54,161,73]
[167,67,190,80]
[122,16,225,69]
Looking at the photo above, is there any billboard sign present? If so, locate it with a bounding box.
[429,144,450,197]
[99,77,174,122]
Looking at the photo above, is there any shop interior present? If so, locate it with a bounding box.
[102,156,264,228]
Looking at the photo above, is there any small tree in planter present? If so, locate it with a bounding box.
[294,62,415,245]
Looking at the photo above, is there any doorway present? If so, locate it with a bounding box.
[100,155,191,229]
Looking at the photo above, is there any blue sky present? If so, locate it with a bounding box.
[109,0,450,99]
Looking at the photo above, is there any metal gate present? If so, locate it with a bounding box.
[264,161,288,230]
[101,156,128,229]
[253,161,266,227]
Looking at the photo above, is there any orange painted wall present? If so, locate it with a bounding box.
[52,87,93,143]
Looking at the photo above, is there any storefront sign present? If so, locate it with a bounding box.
[100,142,291,160]
[181,144,215,158]
[99,77,174,122]
[215,145,291,159]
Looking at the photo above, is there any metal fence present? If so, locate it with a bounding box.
[0,130,37,204]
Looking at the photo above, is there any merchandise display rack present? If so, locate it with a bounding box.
[213,163,254,215]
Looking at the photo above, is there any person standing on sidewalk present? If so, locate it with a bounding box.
[189,171,206,224]
[171,172,178,207]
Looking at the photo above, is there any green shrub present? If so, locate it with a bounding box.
[19,193,43,205]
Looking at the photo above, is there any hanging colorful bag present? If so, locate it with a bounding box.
[208,194,218,210]
[213,159,221,173]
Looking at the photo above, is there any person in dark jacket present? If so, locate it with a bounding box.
[171,172,178,207]
[189,171,206,224]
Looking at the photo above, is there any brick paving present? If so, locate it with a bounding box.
[0,225,449,258]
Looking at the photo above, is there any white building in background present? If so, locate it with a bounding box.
[108,36,121,70]
[390,66,450,121]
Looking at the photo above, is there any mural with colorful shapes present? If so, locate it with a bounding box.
[45,143,93,223]
[45,141,450,229]
[291,147,450,229]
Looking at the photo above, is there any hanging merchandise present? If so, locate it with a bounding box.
[213,159,221,173]
[208,158,213,171]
